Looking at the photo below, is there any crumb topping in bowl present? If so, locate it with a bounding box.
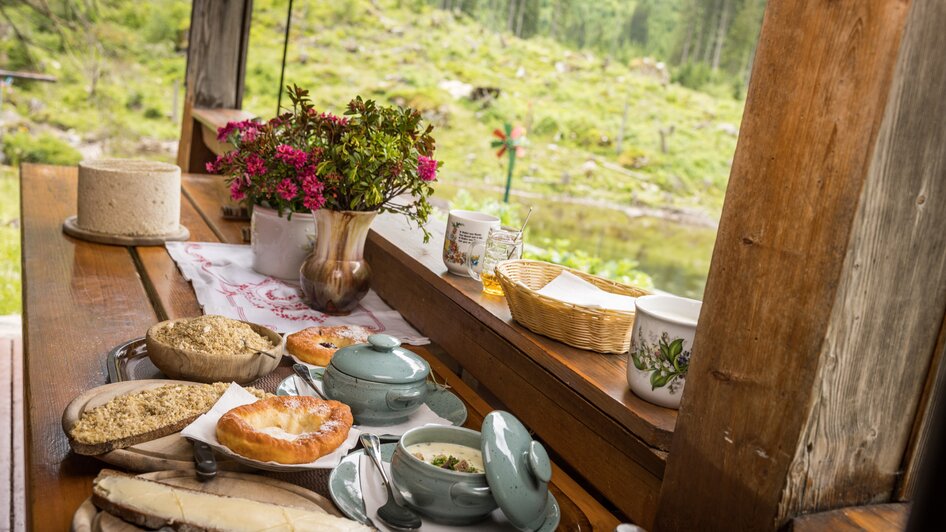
[151,315,275,356]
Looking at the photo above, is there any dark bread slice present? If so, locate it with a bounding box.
[68,413,201,456]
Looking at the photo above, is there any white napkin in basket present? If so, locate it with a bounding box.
[181,383,360,469]
[535,271,637,312]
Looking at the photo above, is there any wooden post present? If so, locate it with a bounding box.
[176,0,253,173]
[655,1,946,529]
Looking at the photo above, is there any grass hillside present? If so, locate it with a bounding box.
[243,1,742,216]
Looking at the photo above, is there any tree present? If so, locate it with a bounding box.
[628,1,650,45]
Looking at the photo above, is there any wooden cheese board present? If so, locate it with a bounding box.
[62,379,251,472]
[70,470,340,531]
[63,215,190,246]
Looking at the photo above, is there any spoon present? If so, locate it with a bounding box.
[507,206,533,259]
[360,433,422,530]
[292,363,329,400]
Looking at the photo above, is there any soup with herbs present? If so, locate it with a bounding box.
[405,442,483,473]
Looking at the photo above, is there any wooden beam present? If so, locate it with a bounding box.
[176,0,253,173]
[0,69,56,82]
[657,1,946,529]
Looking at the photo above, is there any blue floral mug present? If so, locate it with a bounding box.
[626,295,702,409]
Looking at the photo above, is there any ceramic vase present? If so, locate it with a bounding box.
[300,209,377,315]
[250,206,315,280]
[626,294,702,409]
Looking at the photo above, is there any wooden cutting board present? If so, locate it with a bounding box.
[70,470,340,531]
[62,380,250,472]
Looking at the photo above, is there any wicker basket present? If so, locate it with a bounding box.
[496,260,649,354]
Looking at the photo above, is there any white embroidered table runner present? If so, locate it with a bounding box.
[166,242,429,345]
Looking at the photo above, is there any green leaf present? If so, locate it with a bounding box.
[650,372,670,390]
[669,338,683,359]
[631,352,645,370]
[659,343,672,363]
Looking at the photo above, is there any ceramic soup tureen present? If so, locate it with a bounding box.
[390,411,556,530]
[322,334,430,425]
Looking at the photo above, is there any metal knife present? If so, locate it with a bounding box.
[190,439,217,482]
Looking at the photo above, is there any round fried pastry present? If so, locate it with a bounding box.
[216,396,353,464]
[286,325,371,366]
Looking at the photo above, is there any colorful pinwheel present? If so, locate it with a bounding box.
[491,123,526,203]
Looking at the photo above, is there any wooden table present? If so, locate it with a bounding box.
[20,164,619,531]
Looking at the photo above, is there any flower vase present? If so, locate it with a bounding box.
[300,209,378,315]
[251,206,315,280]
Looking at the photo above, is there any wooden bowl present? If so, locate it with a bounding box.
[145,319,284,384]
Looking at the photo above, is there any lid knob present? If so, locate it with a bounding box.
[527,440,552,483]
[367,334,401,352]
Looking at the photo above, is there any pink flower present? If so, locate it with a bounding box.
[276,178,299,201]
[245,153,267,176]
[320,112,349,126]
[229,180,246,201]
[241,127,259,143]
[301,174,326,210]
[216,121,239,142]
[217,119,257,143]
[303,192,326,211]
[275,144,308,169]
[418,155,438,181]
[205,154,226,174]
[299,165,318,182]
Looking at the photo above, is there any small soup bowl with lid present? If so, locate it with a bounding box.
[321,334,430,426]
[390,411,558,530]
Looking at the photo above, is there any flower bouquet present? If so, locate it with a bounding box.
[209,85,441,313]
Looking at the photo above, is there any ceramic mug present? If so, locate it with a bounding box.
[442,210,500,277]
[626,294,702,409]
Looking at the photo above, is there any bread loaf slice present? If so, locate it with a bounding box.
[67,383,268,456]
[91,470,370,531]
[70,414,200,456]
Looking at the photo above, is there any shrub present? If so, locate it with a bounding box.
[2,132,82,166]
[671,62,713,91]
[531,115,559,137]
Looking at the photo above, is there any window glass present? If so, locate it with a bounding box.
[250,0,767,298]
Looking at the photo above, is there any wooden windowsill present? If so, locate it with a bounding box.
[366,212,677,451]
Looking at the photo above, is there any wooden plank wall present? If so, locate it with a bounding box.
[656,1,946,528]
[176,0,253,173]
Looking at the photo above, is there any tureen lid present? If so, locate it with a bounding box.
[329,334,430,384]
[481,411,552,530]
